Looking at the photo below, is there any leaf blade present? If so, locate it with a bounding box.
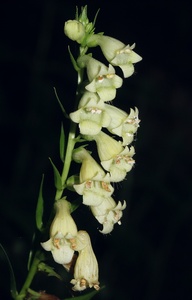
[49,158,63,190]
[36,174,45,231]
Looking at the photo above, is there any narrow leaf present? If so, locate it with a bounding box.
[0,244,18,298]
[70,196,82,213]
[53,87,69,118]
[68,46,80,72]
[38,262,62,280]
[49,158,63,190]
[27,233,36,270]
[36,174,44,231]
[60,123,65,162]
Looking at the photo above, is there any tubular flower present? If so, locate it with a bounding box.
[73,147,114,205]
[88,131,135,182]
[88,35,142,78]
[69,231,100,291]
[69,92,111,135]
[77,55,123,101]
[101,146,135,182]
[105,105,140,145]
[91,198,126,234]
[41,198,77,265]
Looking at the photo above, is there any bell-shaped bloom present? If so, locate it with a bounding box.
[77,55,123,101]
[69,231,100,291]
[64,20,85,43]
[91,198,126,234]
[69,92,111,135]
[89,131,135,182]
[88,35,142,78]
[105,105,140,145]
[41,198,77,265]
[73,147,114,205]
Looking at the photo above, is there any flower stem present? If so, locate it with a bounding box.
[15,251,44,300]
[55,66,84,201]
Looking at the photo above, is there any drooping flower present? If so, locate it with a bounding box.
[77,55,123,101]
[91,198,126,234]
[72,147,126,233]
[87,131,135,182]
[105,105,140,145]
[87,35,142,78]
[41,198,77,265]
[69,91,111,135]
[69,230,100,291]
[73,147,114,205]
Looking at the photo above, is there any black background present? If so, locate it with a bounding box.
[0,0,192,299]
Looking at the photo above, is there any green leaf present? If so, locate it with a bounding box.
[38,262,62,280]
[27,233,36,270]
[49,158,63,190]
[36,174,44,231]
[68,46,80,72]
[69,196,82,213]
[64,286,105,300]
[53,87,69,118]
[60,123,65,162]
[0,244,18,298]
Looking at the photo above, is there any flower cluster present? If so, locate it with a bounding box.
[41,198,99,291]
[41,6,142,294]
[65,7,141,235]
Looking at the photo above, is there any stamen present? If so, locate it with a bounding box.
[97,75,104,82]
[101,181,111,192]
[105,73,114,79]
[53,238,60,249]
[85,180,92,189]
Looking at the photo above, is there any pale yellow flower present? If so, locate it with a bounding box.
[70,92,111,135]
[88,131,135,182]
[105,105,140,145]
[69,231,100,291]
[41,198,77,265]
[91,197,126,234]
[87,34,142,78]
[77,55,123,101]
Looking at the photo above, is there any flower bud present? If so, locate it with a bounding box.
[64,20,85,43]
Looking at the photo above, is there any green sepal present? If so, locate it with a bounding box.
[49,158,63,190]
[60,123,65,162]
[66,174,79,191]
[68,46,80,72]
[35,174,44,232]
[0,244,18,298]
[70,196,82,213]
[65,285,105,300]
[38,262,62,280]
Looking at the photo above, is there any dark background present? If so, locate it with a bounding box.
[0,0,192,299]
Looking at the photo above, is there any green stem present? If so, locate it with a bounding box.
[55,67,84,201]
[15,251,43,300]
[55,121,77,201]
